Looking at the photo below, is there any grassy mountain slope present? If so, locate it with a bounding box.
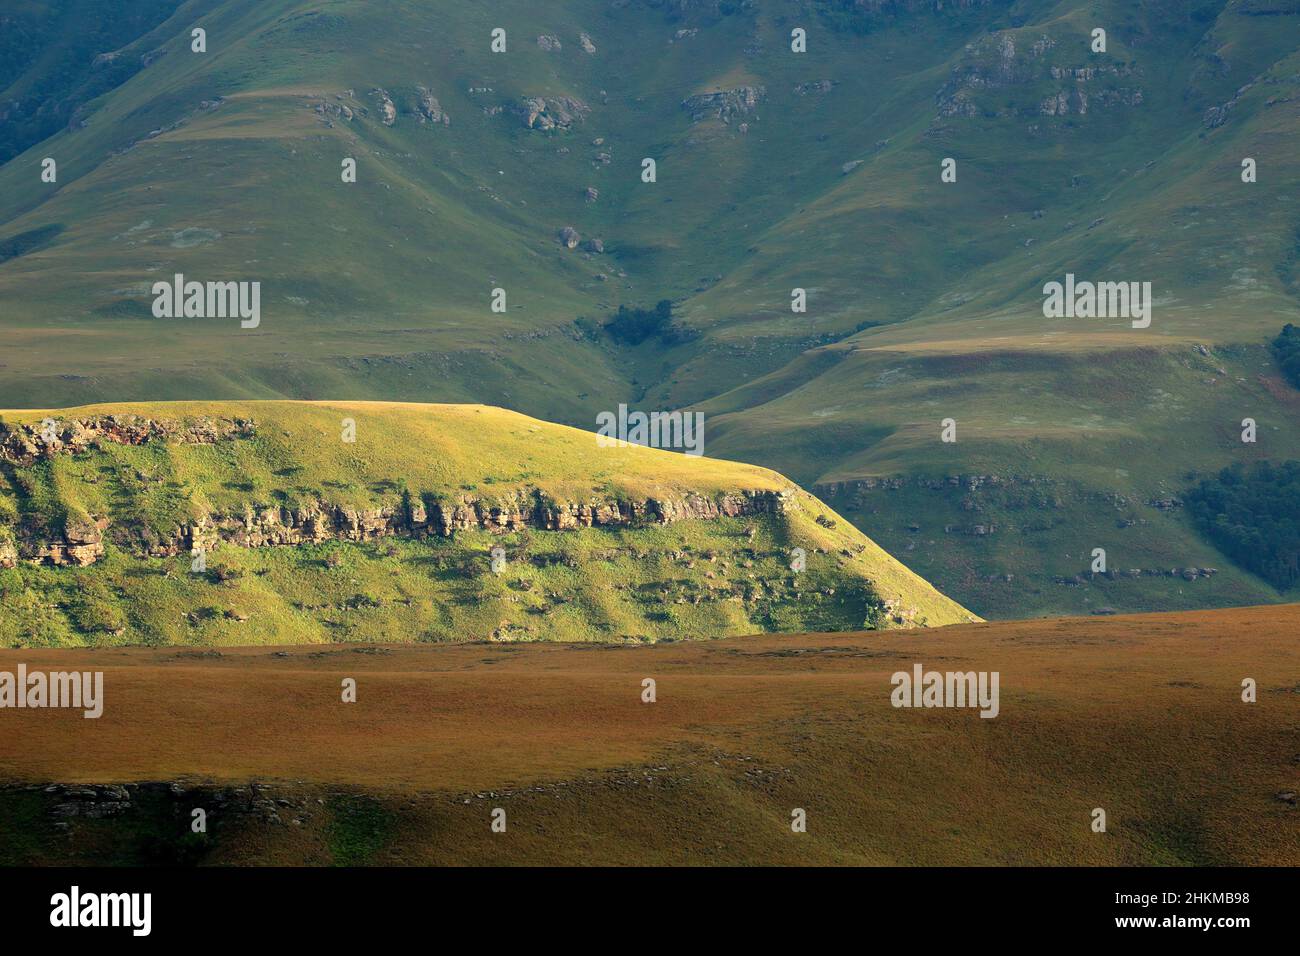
[0,400,973,646]
[1,0,1298,618]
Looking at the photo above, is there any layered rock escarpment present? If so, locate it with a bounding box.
[9,486,794,568]
[0,413,799,570]
[161,488,794,556]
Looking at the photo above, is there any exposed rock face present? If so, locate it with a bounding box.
[71,489,791,566]
[1040,83,1142,116]
[558,226,581,249]
[512,96,590,130]
[937,32,1142,119]
[1056,567,1218,586]
[8,466,794,568]
[0,416,255,466]
[23,516,110,567]
[415,86,450,125]
[274,489,773,541]
[938,33,1052,117]
[817,474,1050,497]
[1205,82,1255,129]
[184,489,791,552]
[681,86,765,122]
[309,94,354,124]
[36,780,317,829]
[371,88,397,125]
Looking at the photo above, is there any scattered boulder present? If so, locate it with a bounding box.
[579,32,596,54]
[583,186,599,202]
[371,88,397,125]
[795,80,834,95]
[415,86,450,125]
[537,35,561,51]
[558,226,581,249]
[583,238,604,254]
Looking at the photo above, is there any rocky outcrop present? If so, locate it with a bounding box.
[1040,84,1142,116]
[937,31,1142,119]
[795,80,835,96]
[371,88,397,125]
[1055,567,1218,586]
[537,35,562,52]
[174,489,793,554]
[817,474,1050,497]
[27,516,109,567]
[579,32,597,54]
[310,94,354,124]
[0,415,254,466]
[1205,82,1255,129]
[682,86,765,122]
[9,488,795,567]
[512,96,590,130]
[37,780,317,829]
[558,226,581,249]
[415,86,450,125]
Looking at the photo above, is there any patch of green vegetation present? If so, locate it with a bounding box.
[0,789,51,865]
[1270,324,1300,389]
[604,300,694,346]
[327,794,395,866]
[0,224,63,264]
[1185,461,1300,591]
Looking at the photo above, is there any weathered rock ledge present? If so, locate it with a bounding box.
[5,488,796,568]
[0,415,254,465]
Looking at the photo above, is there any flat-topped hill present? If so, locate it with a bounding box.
[0,400,974,646]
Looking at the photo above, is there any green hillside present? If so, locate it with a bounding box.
[0,400,974,646]
[1,0,1298,618]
